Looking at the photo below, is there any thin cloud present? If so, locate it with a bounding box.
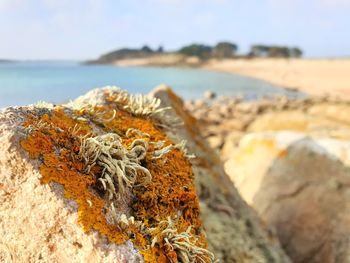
[320,0,350,8]
[0,0,24,11]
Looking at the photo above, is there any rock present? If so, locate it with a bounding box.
[150,84,291,263]
[204,90,216,100]
[200,125,227,138]
[184,100,195,111]
[221,131,244,161]
[248,110,350,140]
[274,96,289,110]
[225,131,350,262]
[236,102,259,114]
[224,118,247,131]
[193,99,207,109]
[248,110,309,132]
[0,87,214,262]
[206,111,223,124]
[308,103,350,124]
[206,135,224,150]
[217,104,234,118]
[192,108,209,121]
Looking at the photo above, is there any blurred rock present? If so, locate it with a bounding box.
[207,135,224,150]
[248,109,350,140]
[308,103,350,124]
[225,118,247,131]
[221,131,244,161]
[150,84,291,263]
[204,90,216,100]
[248,110,309,132]
[236,101,259,114]
[193,98,207,108]
[225,131,350,263]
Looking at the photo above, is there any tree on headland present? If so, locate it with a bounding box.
[249,45,303,58]
[140,45,154,53]
[268,46,290,57]
[249,45,269,57]
[289,47,303,58]
[213,42,238,58]
[90,41,302,65]
[178,44,213,59]
[157,46,164,53]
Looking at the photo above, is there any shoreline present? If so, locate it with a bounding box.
[104,57,350,99]
[201,58,350,99]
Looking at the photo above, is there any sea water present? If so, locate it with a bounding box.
[0,61,303,108]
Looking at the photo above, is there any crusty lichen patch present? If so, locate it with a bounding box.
[20,90,213,262]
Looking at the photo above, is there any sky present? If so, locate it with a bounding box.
[0,0,349,60]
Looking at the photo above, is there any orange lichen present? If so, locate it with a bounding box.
[20,108,128,244]
[20,97,209,262]
[98,108,203,228]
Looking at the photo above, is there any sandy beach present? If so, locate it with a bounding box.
[202,58,350,99]
[106,56,350,99]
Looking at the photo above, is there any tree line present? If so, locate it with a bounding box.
[248,45,302,58]
[93,42,303,64]
[175,42,303,59]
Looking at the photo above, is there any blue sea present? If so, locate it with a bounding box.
[0,61,303,108]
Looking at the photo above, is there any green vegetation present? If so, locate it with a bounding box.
[213,42,238,58]
[89,46,156,64]
[177,42,238,59]
[178,44,213,59]
[140,45,154,53]
[88,41,303,64]
[249,45,303,58]
[176,42,301,59]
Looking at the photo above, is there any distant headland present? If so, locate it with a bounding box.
[86,42,350,99]
[0,59,15,63]
[86,42,303,67]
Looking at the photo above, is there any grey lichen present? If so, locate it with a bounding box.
[152,140,195,160]
[78,125,195,201]
[78,131,151,200]
[66,86,182,130]
[152,217,217,263]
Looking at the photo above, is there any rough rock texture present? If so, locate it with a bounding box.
[227,131,350,263]
[0,108,141,262]
[149,85,291,262]
[0,88,213,263]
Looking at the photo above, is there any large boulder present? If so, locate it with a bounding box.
[0,88,215,262]
[248,108,350,140]
[0,87,291,263]
[226,131,350,262]
[150,85,290,262]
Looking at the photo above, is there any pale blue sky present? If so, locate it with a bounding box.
[0,0,349,60]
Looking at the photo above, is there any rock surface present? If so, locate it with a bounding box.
[226,131,350,263]
[0,108,142,262]
[186,94,350,160]
[150,85,291,262]
[187,93,350,263]
[0,87,291,263]
[0,88,213,262]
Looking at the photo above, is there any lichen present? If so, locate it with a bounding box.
[19,90,214,262]
[150,217,216,263]
[78,132,151,200]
